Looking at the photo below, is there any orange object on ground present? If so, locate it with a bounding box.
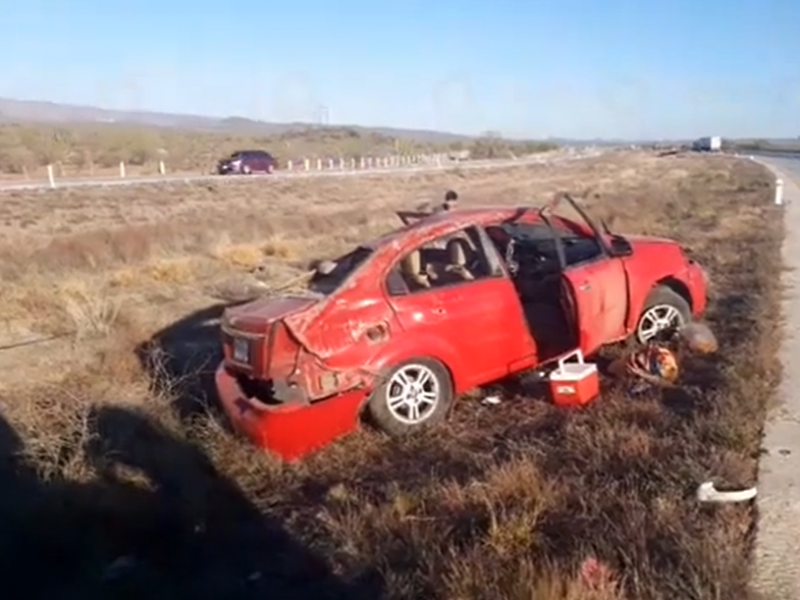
[680,321,718,354]
[215,363,366,462]
[626,345,679,384]
[548,350,600,407]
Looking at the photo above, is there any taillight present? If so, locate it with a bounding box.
[232,337,250,364]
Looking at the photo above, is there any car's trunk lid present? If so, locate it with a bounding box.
[223,294,320,335]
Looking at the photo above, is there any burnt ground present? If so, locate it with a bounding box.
[0,153,783,599]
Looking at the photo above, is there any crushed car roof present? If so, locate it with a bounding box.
[366,206,531,250]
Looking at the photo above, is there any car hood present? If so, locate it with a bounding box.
[223,294,320,334]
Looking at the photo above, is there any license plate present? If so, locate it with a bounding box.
[232,337,249,363]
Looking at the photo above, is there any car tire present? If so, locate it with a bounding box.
[635,285,691,344]
[241,164,251,175]
[365,358,454,437]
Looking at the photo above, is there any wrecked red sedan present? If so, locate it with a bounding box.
[215,193,708,460]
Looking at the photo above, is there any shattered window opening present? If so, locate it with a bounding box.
[308,246,373,295]
[497,220,603,269]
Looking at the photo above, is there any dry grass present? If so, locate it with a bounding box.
[0,151,782,599]
[0,122,556,179]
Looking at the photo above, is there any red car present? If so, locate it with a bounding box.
[215,194,708,460]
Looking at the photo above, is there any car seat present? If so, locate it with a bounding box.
[400,249,431,290]
[445,238,475,281]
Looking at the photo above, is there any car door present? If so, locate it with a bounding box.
[263,153,275,172]
[254,151,269,172]
[237,152,250,172]
[562,258,628,353]
[385,225,533,389]
[543,195,629,354]
[242,151,256,172]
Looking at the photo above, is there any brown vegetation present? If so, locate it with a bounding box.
[0,122,556,179]
[0,151,780,599]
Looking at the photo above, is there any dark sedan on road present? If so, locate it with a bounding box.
[217,150,278,175]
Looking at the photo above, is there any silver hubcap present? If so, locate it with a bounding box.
[638,304,684,342]
[385,364,440,425]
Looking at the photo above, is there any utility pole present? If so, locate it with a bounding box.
[315,105,329,126]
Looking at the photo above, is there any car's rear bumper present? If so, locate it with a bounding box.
[214,362,365,461]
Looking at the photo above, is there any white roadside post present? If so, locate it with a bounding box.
[775,179,784,206]
[47,164,55,189]
[119,161,126,178]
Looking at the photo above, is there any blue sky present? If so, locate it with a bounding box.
[2,0,799,139]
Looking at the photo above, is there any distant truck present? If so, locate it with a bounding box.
[692,136,722,153]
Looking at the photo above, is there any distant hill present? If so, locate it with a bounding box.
[0,96,600,147]
[0,97,473,144]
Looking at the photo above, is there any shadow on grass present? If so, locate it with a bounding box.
[135,302,243,423]
[0,403,382,599]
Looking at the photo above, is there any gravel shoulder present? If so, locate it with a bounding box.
[753,155,800,599]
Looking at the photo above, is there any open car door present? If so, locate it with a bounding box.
[540,193,630,354]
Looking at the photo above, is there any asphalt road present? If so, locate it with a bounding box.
[0,149,604,193]
[752,152,800,599]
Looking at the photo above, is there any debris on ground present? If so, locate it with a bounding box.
[481,394,502,406]
[679,321,718,354]
[609,345,680,387]
[609,322,718,392]
[579,556,621,593]
[697,481,757,503]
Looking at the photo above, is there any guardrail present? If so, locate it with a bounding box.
[0,148,603,193]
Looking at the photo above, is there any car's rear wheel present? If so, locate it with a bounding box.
[635,285,691,344]
[366,358,453,436]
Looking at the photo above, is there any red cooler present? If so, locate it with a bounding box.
[548,350,600,407]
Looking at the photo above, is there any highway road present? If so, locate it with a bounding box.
[747,150,800,161]
[753,152,800,599]
[0,149,604,193]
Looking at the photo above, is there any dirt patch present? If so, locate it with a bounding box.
[0,152,781,598]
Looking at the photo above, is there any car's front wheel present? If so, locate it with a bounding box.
[365,358,453,436]
[635,285,691,344]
